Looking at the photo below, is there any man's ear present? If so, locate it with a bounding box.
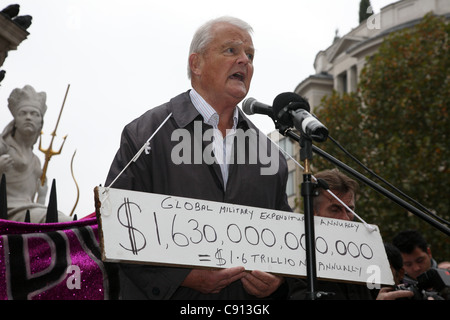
[189,53,202,77]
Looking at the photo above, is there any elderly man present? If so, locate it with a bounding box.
[105,17,291,299]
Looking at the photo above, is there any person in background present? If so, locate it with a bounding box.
[384,242,406,285]
[393,230,450,300]
[392,229,438,283]
[374,243,415,300]
[290,169,413,300]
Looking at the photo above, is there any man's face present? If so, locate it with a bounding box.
[190,22,254,108]
[15,106,42,136]
[401,246,433,280]
[314,190,355,221]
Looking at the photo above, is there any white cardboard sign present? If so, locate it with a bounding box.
[95,187,394,285]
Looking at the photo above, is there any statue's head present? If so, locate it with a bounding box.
[8,85,47,118]
[2,85,47,143]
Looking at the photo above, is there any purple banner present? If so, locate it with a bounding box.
[0,217,118,300]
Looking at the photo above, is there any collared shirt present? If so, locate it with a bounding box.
[189,89,238,190]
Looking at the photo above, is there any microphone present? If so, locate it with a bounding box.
[291,109,328,142]
[242,93,328,142]
[272,92,329,142]
[242,97,273,118]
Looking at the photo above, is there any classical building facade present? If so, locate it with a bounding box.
[0,4,32,80]
[271,0,450,211]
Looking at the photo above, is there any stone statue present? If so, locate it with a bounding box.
[0,85,70,222]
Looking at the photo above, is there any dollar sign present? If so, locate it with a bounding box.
[117,198,147,255]
[215,248,227,266]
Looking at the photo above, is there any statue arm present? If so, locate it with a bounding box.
[0,154,14,175]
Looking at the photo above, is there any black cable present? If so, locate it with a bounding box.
[327,134,450,227]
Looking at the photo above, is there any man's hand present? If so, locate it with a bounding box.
[376,286,414,300]
[181,267,246,294]
[241,270,284,298]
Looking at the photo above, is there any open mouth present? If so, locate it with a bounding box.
[229,72,245,82]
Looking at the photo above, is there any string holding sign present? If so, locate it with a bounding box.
[268,134,375,232]
[106,112,173,189]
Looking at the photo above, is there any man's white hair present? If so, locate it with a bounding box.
[187,16,253,79]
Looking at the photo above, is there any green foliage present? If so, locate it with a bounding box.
[359,0,372,23]
[313,13,450,261]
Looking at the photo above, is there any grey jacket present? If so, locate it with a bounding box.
[105,91,292,299]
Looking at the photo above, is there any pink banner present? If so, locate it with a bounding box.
[0,217,118,300]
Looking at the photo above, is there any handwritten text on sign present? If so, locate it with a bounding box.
[95,187,393,285]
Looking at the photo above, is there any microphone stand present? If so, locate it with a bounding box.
[277,123,321,300]
[264,89,449,300]
[299,134,319,300]
[275,122,450,299]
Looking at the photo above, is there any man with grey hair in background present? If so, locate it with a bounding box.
[290,169,414,300]
[105,16,292,299]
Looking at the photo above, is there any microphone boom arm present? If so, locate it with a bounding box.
[281,128,450,237]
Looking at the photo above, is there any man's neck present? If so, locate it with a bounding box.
[190,87,237,136]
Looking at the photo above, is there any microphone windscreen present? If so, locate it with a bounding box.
[272,92,310,121]
[242,98,256,115]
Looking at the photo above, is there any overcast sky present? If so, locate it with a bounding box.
[0,0,396,218]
